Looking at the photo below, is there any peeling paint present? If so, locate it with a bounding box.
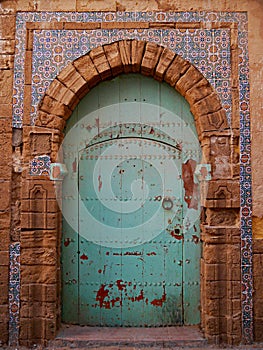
[98,175,102,191]
[116,279,126,291]
[80,253,88,260]
[64,238,71,247]
[124,251,142,256]
[170,230,183,240]
[96,284,110,309]
[129,289,144,302]
[72,158,77,173]
[151,290,166,307]
[182,159,198,210]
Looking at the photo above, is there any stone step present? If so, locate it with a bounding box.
[47,325,207,349]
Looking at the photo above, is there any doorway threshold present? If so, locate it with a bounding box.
[52,325,206,348]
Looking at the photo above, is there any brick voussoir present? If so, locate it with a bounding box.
[131,40,146,72]
[164,54,191,87]
[89,45,112,80]
[154,47,176,81]
[46,78,78,110]
[73,55,101,88]
[35,111,66,131]
[185,77,214,105]
[39,95,72,120]
[57,63,89,97]
[103,42,124,77]
[191,92,223,118]
[141,42,163,76]
[176,65,203,96]
[119,40,132,73]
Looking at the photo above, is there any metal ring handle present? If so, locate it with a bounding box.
[162,197,173,210]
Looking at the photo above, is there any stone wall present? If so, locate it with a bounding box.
[0,0,262,346]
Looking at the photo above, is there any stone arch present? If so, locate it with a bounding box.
[20,40,241,346]
[36,40,229,139]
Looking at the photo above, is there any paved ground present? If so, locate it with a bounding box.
[1,325,263,349]
[2,345,263,349]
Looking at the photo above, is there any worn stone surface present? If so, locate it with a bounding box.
[35,111,66,130]
[89,46,112,80]
[131,40,146,72]
[141,42,163,76]
[119,40,132,72]
[57,63,88,98]
[46,79,78,109]
[39,95,72,119]
[73,54,101,88]
[176,65,203,96]
[165,54,190,87]
[154,47,176,81]
[104,42,123,77]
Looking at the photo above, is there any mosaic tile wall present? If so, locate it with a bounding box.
[29,155,51,176]
[9,243,20,346]
[11,11,252,343]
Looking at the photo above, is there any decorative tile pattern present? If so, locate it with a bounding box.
[9,243,20,346]
[30,27,232,124]
[13,12,237,128]
[12,10,252,344]
[29,155,51,176]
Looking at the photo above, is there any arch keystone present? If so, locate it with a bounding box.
[119,40,132,72]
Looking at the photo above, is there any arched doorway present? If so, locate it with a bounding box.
[61,74,201,326]
[20,40,239,345]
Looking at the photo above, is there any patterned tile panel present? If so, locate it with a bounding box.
[9,243,20,346]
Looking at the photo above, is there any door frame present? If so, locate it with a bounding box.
[20,40,240,345]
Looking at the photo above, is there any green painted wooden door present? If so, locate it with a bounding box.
[61,74,201,326]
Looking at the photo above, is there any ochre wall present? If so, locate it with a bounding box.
[0,0,262,345]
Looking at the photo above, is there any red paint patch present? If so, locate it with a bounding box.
[80,253,88,260]
[129,289,144,302]
[124,251,142,256]
[150,127,155,134]
[98,175,102,192]
[170,231,183,240]
[116,279,126,291]
[64,239,70,247]
[147,252,157,256]
[182,159,198,210]
[98,269,102,274]
[111,297,121,307]
[72,158,77,173]
[96,284,110,309]
[151,292,166,307]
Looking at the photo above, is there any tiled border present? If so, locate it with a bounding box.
[8,243,20,346]
[12,11,252,343]
[30,155,51,176]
